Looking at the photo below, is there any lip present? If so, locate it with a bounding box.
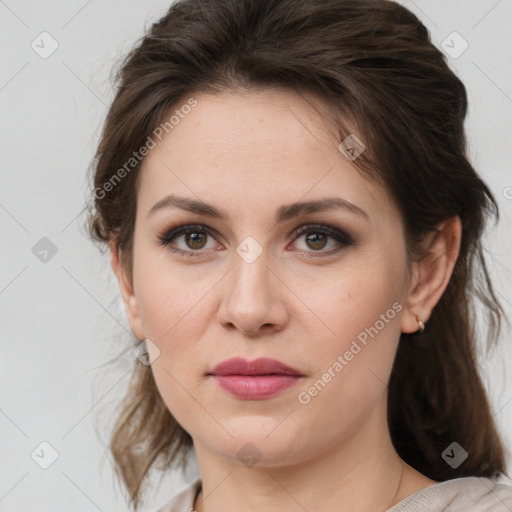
[211,357,302,376]
[208,357,304,400]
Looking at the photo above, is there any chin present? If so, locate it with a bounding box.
[203,419,306,466]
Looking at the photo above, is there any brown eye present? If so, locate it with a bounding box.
[185,232,208,250]
[291,224,354,256]
[157,224,218,257]
[304,232,328,251]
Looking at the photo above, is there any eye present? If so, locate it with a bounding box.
[156,224,219,257]
[290,224,353,256]
[157,222,354,258]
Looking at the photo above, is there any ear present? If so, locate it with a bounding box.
[109,240,145,340]
[401,216,462,334]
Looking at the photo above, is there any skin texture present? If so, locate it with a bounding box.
[111,89,461,511]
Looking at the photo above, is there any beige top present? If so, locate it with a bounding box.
[155,476,512,511]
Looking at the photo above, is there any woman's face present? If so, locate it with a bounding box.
[125,89,415,467]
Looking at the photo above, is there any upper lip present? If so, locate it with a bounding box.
[209,357,303,376]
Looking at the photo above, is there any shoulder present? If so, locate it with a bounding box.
[154,478,202,512]
[154,476,512,511]
[387,476,512,512]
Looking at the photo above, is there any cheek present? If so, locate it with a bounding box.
[292,281,403,450]
[133,259,214,432]
[133,248,215,343]
[295,250,406,403]
[306,249,406,344]
[132,252,218,400]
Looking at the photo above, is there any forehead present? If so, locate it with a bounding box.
[136,89,398,227]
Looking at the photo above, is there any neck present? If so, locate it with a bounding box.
[192,398,432,512]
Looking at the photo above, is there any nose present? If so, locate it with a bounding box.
[216,250,289,337]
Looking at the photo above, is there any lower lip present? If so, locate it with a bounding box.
[211,374,302,399]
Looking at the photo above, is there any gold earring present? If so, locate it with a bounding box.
[417,315,425,333]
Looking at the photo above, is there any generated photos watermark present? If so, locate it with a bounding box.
[297,301,403,405]
[94,97,198,200]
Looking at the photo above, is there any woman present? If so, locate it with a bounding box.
[87,0,512,510]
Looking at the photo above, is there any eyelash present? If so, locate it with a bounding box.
[156,223,354,258]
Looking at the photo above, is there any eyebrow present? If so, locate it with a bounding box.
[147,193,368,222]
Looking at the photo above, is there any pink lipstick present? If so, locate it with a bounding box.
[208,357,303,399]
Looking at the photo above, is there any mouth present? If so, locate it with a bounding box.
[207,357,304,400]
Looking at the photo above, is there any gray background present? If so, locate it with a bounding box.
[1,0,511,510]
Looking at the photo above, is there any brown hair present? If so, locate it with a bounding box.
[87,0,508,508]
